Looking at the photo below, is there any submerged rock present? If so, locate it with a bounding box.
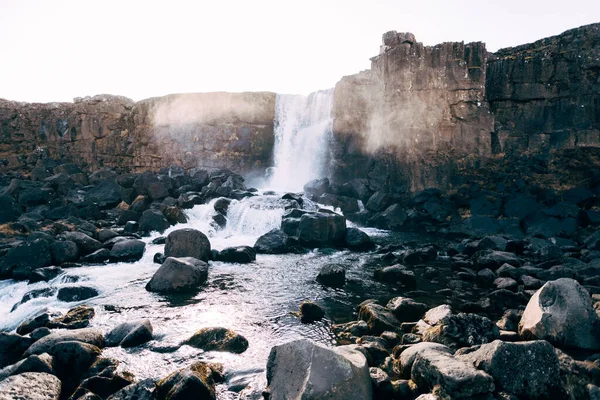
[185,327,248,354]
[57,286,99,302]
[519,278,600,350]
[316,263,346,287]
[344,228,375,251]
[299,301,325,323]
[47,305,95,329]
[266,339,372,400]
[216,246,256,263]
[146,257,209,293]
[253,228,292,254]
[0,372,61,400]
[164,228,211,262]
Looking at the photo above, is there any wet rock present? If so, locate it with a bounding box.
[316,263,346,287]
[475,250,522,269]
[185,327,249,354]
[153,252,166,264]
[0,239,52,280]
[16,313,51,335]
[163,206,188,225]
[63,232,102,256]
[299,301,325,323]
[106,379,156,400]
[0,372,61,400]
[422,313,500,351]
[146,257,209,293]
[374,265,417,288]
[57,286,99,302]
[12,353,56,376]
[303,178,331,198]
[358,303,401,334]
[50,240,80,265]
[28,266,62,283]
[476,268,496,287]
[366,191,391,212]
[25,328,105,356]
[164,228,211,262]
[292,210,347,247]
[109,239,146,262]
[216,246,256,263]
[408,343,494,398]
[47,305,95,329]
[155,361,223,400]
[106,319,153,348]
[30,327,52,341]
[319,193,360,214]
[266,339,372,400]
[0,332,34,368]
[370,204,407,230]
[386,297,428,323]
[457,340,560,399]
[519,278,600,350]
[253,228,291,254]
[86,179,123,208]
[81,248,111,263]
[344,227,375,251]
[139,209,170,234]
[369,367,394,399]
[494,277,518,291]
[47,340,101,379]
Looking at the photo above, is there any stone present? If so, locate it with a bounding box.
[46,340,101,378]
[423,313,500,351]
[358,303,401,334]
[109,239,146,262]
[303,178,331,198]
[344,227,375,251]
[164,228,211,262]
[374,265,417,288]
[266,339,372,400]
[28,266,63,283]
[50,240,80,265]
[185,327,248,354]
[0,239,52,280]
[494,277,518,291]
[163,206,188,225]
[63,231,102,256]
[12,353,56,376]
[0,372,61,400]
[146,257,209,293]
[155,361,222,400]
[316,263,346,287]
[47,305,95,329]
[371,204,408,230]
[423,305,452,325]
[519,278,600,350]
[0,332,33,368]
[25,328,105,356]
[299,301,325,323]
[216,246,256,263]
[386,297,428,322]
[253,228,292,254]
[294,211,347,247]
[86,179,123,208]
[318,193,360,214]
[106,379,156,400]
[475,250,522,269]
[16,313,51,335]
[81,248,111,263]
[105,319,153,347]
[366,191,391,212]
[57,286,99,302]
[457,340,560,399]
[138,209,170,233]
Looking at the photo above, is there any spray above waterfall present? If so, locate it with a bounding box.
[267,89,334,192]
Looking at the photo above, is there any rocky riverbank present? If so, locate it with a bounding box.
[2,149,600,400]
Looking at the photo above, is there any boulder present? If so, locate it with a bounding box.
[294,211,346,247]
[57,286,99,302]
[423,313,500,351]
[146,257,209,293]
[25,328,105,356]
[163,206,188,225]
[475,250,522,269]
[164,228,211,262]
[316,264,346,287]
[371,204,407,230]
[11,353,56,377]
[216,246,256,263]
[47,305,95,329]
[519,278,600,350]
[303,178,331,198]
[86,179,122,208]
[0,372,61,400]
[409,344,494,398]
[47,340,101,378]
[0,332,33,368]
[374,265,417,288]
[50,240,80,265]
[138,209,170,233]
[398,342,452,377]
[105,319,153,348]
[266,339,372,400]
[0,239,52,280]
[299,301,325,323]
[254,229,291,254]
[155,362,222,400]
[344,228,375,251]
[0,194,20,223]
[366,191,391,212]
[185,327,248,353]
[16,313,51,335]
[106,379,156,400]
[386,297,428,323]
[109,239,146,262]
[457,340,560,399]
[81,248,110,263]
[29,266,63,283]
[63,232,102,256]
[358,303,401,334]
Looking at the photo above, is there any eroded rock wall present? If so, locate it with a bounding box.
[0,92,275,174]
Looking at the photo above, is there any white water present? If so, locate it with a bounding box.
[268,89,334,192]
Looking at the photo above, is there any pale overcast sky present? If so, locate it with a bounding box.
[1,0,598,103]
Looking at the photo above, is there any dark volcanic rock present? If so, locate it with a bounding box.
[317,264,346,287]
[63,232,102,256]
[164,228,211,262]
[155,361,222,400]
[57,286,99,302]
[86,179,122,208]
[138,209,170,234]
[146,257,209,293]
[50,240,80,265]
[0,332,33,368]
[216,246,256,263]
[254,228,292,254]
[109,239,146,262]
[0,239,52,280]
[344,227,375,251]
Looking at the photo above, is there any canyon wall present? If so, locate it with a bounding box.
[0,92,275,174]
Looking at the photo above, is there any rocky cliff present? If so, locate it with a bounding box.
[0,92,275,174]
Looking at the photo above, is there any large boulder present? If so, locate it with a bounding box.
[254,229,292,254]
[0,239,52,280]
[109,239,146,262]
[185,327,248,353]
[50,240,80,265]
[146,257,209,293]
[422,313,500,351]
[105,319,153,348]
[139,209,170,234]
[266,339,372,400]
[164,228,211,262]
[344,228,375,251]
[316,264,346,287]
[457,340,560,399]
[519,278,600,350]
[86,179,122,208]
[358,303,400,334]
[386,297,428,323]
[63,232,102,256]
[0,372,61,400]
[155,362,223,400]
[408,343,494,398]
[283,210,346,247]
[25,328,105,356]
[303,178,331,198]
[106,379,156,400]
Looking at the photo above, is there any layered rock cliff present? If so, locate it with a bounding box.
[0,92,275,174]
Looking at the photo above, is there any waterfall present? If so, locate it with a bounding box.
[268,89,334,192]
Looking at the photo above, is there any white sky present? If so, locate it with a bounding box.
[1,0,598,103]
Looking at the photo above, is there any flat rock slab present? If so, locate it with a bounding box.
[0,372,61,400]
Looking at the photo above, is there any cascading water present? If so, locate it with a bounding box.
[268,89,334,192]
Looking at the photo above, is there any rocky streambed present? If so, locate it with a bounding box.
[2,153,600,399]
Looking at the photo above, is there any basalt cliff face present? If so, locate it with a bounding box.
[0,92,275,174]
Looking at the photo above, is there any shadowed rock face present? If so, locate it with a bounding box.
[0,92,275,174]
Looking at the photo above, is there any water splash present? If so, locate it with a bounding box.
[268,89,334,192]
